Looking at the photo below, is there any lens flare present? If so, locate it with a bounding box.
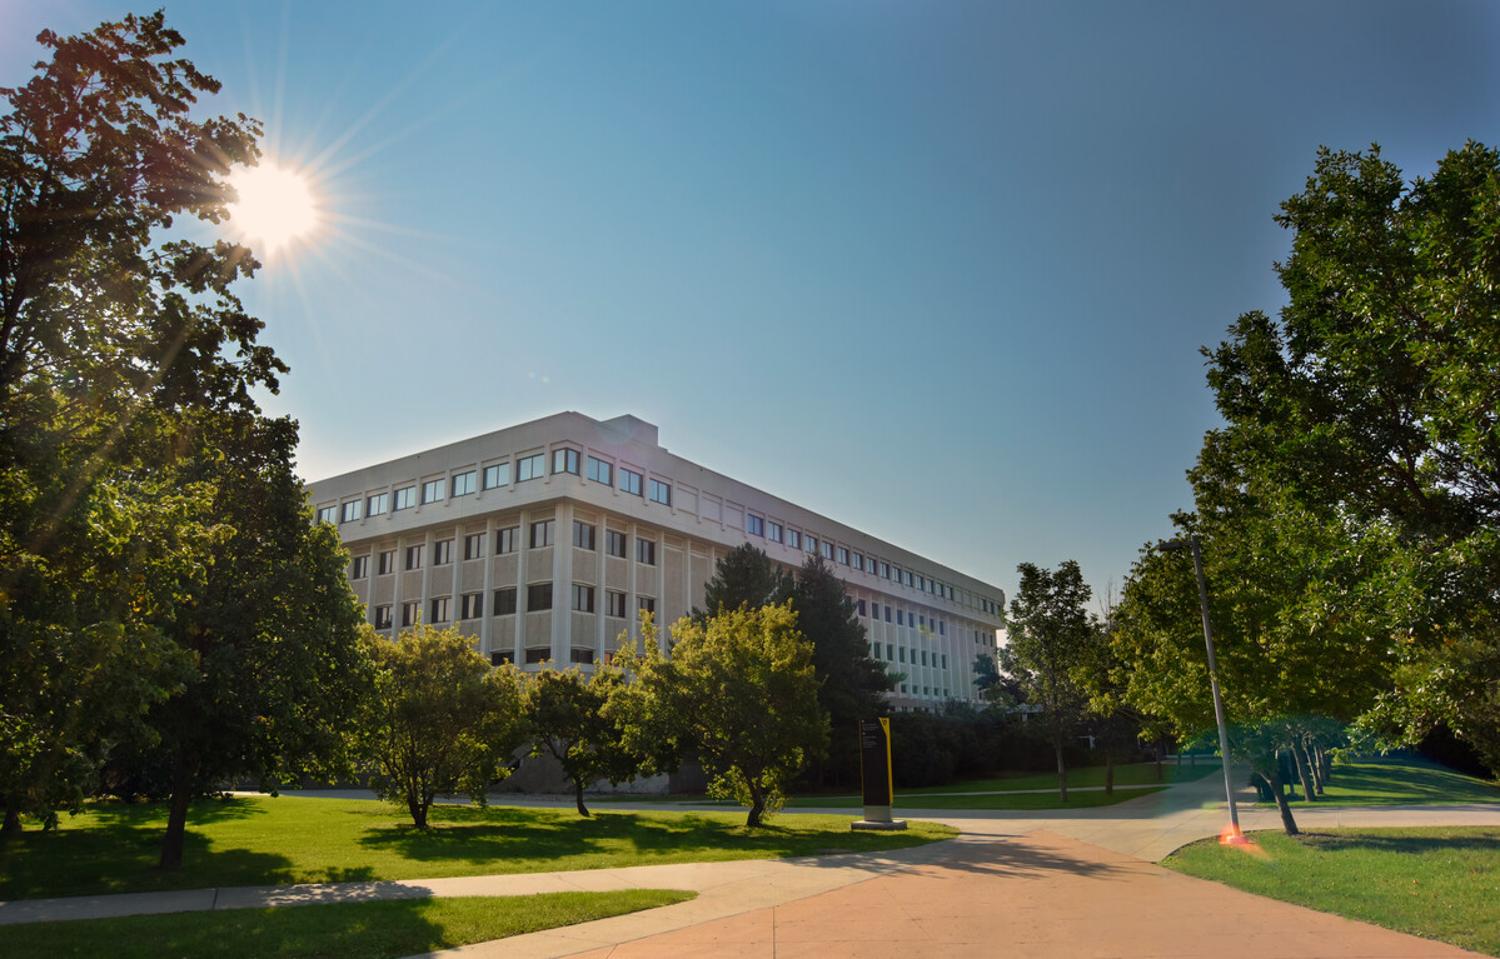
[226,162,320,255]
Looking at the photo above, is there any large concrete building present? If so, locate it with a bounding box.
[307,412,1005,710]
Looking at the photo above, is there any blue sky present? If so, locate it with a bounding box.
[3,2,1496,602]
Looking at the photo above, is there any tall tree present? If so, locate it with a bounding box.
[356,624,525,829]
[1200,143,1500,769]
[1005,561,1092,801]
[618,605,827,827]
[790,555,894,737]
[0,13,324,846]
[696,543,791,620]
[522,664,639,817]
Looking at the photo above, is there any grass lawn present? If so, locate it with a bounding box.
[1165,827,1500,956]
[784,785,1168,810]
[0,796,955,901]
[1262,755,1500,807]
[1,890,695,959]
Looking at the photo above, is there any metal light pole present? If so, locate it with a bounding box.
[1162,535,1245,843]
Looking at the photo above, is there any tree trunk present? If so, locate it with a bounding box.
[1054,735,1069,803]
[1304,742,1325,794]
[407,795,429,829]
[1155,739,1165,782]
[746,783,765,828]
[159,753,195,870]
[1266,766,1299,836]
[1291,743,1318,802]
[574,778,591,817]
[1,805,21,839]
[1105,753,1115,795]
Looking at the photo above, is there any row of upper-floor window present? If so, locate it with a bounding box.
[349,521,658,576]
[314,443,1001,617]
[373,583,656,629]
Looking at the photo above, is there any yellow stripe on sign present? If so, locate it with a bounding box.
[879,716,892,804]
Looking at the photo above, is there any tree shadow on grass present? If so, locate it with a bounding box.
[1295,829,1500,856]
[355,806,936,868]
[4,897,454,959]
[0,826,296,900]
[83,796,268,828]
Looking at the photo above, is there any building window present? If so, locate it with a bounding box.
[571,583,595,613]
[619,468,643,496]
[527,582,552,610]
[881,561,891,579]
[938,621,946,636]
[638,596,656,613]
[491,650,514,666]
[884,605,892,623]
[648,479,671,506]
[367,492,389,516]
[886,642,894,660]
[315,505,337,524]
[941,654,947,669]
[340,500,361,523]
[464,533,485,561]
[920,650,928,666]
[461,592,483,619]
[852,551,863,570]
[587,456,612,485]
[405,545,423,570]
[422,479,444,504]
[483,462,511,489]
[767,520,783,543]
[518,453,545,482]
[636,538,656,565]
[571,648,595,665]
[836,546,849,565]
[899,647,906,663]
[805,535,819,555]
[897,610,905,626]
[606,529,626,558]
[866,556,877,574]
[904,570,914,587]
[553,447,580,475]
[351,555,369,579]
[871,641,880,659]
[747,514,764,537]
[394,486,416,511]
[430,597,451,623]
[452,470,477,497]
[400,601,419,627]
[525,647,550,664]
[606,590,627,618]
[493,587,518,615]
[821,541,834,560]
[856,599,866,616]
[433,539,453,565]
[572,520,596,550]
[530,519,555,548]
[374,605,392,630]
[496,526,518,554]
[377,549,396,575]
[786,529,801,550]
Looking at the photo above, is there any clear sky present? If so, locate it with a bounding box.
[4,2,1496,602]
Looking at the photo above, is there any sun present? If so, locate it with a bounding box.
[226,161,320,256]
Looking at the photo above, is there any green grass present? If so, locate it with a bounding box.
[784,785,1168,810]
[0,796,955,901]
[1165,827,1500,956]
[1,890,695,959]
[1263,755,1500,807]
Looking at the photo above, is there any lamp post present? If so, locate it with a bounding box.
[1160,534,1245,843]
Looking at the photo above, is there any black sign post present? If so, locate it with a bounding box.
[851,716,907,831]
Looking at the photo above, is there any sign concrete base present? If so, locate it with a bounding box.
[851,818,908,831]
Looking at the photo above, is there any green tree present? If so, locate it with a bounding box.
[619,606,827,827]
[148,412,376,867]
[356,624,525,829]
[697,543,791,620]
[1005,561,1092,802]
[1199,142,1500,769]
[522,664,639,817]
[790,556,893,757]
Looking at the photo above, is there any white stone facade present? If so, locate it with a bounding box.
[307,411,1005,710]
